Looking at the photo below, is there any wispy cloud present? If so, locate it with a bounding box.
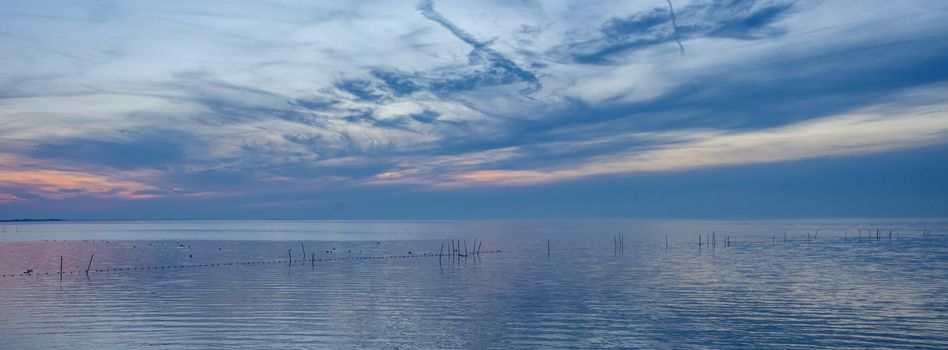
[416,0,541,93]
[1,0,947,217]
[0,168,160,200]
[370,84,948,186]
[553,0,795,63]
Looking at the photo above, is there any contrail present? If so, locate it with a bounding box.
[416,0,540,91]
[416,0,483,49]
[667,0,685,55]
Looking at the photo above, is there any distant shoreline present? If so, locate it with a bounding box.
[1,217,947,223]
[0,219,64,223]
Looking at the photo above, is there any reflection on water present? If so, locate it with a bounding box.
[1,219,947,349]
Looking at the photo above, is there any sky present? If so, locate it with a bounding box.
[1,0,947,219]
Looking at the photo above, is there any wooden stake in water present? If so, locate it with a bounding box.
[288,249,292,267]
[547,240,550,258]
[85,254,94,276]
[60,256,63,281]
[301,242,306,262]
[311,252,315,269]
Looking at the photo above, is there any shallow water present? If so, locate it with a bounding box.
[1,219,947,349]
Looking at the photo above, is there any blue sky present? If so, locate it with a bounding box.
[1,0,947,219]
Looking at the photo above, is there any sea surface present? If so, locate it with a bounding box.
[1,219,946,349]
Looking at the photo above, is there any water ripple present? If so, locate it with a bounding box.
[1,219,947,349]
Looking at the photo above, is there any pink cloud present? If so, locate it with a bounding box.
[0,169,160,200]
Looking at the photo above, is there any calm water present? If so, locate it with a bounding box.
[1,219,947,349]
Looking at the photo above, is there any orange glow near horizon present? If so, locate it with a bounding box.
[0,169,160,200]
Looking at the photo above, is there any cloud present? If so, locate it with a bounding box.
[370,69,421,96]
[666,0,685,54]
[554,0,795,63]
[416,0,541,93]
[27,130,192,170]
[335,79,388,102]
[370,84,948,186]
[0,169,160,200]
[0,193,23,203]
[1,0,948,217]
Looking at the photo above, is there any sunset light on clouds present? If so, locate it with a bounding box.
[1,0,947,218]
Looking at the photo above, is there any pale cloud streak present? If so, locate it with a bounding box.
[374,85,948,186]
